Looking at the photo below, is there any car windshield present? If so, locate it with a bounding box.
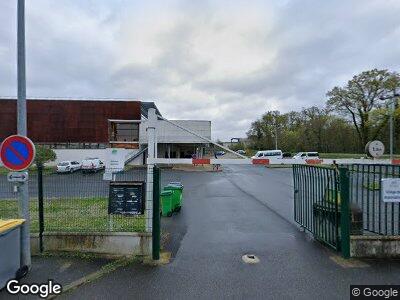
[295,153,303,156]
[58,162,69,166]
[308,153,318,157]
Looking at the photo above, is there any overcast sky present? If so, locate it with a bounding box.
[1,0,400,140]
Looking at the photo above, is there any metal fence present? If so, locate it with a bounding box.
[293,165,340,250]
[0,167,148,233]
[293,163,400,257]
[345,164,400,236]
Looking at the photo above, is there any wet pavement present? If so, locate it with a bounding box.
[61,166,400,299]
[0,255,112,299]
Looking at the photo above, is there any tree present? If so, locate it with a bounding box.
[34,145,56,167]
[326,69,400,149]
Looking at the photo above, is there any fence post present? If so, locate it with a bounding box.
[37,164,44,253]
[152,166,160,260]
[339,167,350,258]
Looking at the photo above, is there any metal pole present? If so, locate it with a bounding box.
[275,126,278,150]
[145,108,156,240]
[17,0,31,268]
[339,168,350,258]
[390,99,395,161]
[38,164,44,253]
[152,166,160,260]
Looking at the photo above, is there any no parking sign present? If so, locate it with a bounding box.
[0,135,36,171]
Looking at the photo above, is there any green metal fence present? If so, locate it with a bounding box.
[0,168,148,233]
[345,164,400,236]
[293,165,341,250]
[294,163,400,257]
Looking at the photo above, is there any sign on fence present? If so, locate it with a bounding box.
[381,178,400,202]
[105,148,126,171]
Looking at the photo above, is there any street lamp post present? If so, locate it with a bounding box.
[380,92,400,161]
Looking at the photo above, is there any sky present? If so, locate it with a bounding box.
[0,0,400,140]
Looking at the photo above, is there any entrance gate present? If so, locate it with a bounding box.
[293,165,341,250]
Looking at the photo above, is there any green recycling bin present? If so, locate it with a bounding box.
[164,183,183,212]
[160,190,173,217]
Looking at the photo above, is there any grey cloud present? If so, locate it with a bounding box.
[1,0,400,140]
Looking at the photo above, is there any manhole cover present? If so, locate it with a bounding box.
[242,254,260,264]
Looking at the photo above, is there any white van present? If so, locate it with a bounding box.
[81,158,105,173]
[251,150,283,159]
[293,152,320,160]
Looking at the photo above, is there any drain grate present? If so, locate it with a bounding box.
[242,254,260,264]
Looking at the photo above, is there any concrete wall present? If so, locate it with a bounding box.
[31,232,152,257]
[350,235,400,258]
[140,120,211,144]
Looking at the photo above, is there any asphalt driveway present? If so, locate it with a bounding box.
[61,165,400,299]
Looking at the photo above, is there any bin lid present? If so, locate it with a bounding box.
[0,219,25,233]
[165,185,183,191]
[161,190,173,196]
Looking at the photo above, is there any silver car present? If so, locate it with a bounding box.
[56,161,82,173]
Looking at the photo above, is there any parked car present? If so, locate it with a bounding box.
[293,152,320,160]
[215,151,226,156]
[56,161,81,173]
[251,150,283,159]
[81,158,105,173]
[236,150,246,155]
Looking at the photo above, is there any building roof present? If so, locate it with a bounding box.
[141,102,162,119]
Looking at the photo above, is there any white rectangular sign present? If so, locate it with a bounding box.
[7,171,28,182]
[381,178,400,202]
[105,148,126,171]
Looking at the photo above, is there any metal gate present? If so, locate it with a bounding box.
[293,165,340,250]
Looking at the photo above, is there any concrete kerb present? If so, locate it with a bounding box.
[30,232,152,257]
[350,235,400,258]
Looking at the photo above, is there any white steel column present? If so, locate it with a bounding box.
[146,108,157,234]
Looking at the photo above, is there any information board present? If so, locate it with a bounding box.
[108,181,145,215]
[381,178,400,202]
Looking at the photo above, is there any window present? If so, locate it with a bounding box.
[109,121,139,143]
